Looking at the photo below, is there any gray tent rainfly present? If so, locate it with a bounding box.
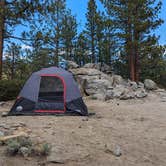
[9,67,88,116]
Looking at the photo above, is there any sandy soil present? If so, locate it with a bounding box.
[0,93,166,166]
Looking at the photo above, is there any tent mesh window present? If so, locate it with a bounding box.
[38,76,64,103]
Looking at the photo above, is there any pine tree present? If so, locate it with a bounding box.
[61,10,77,60]
[30,48,52,72]
[0,0,40,79]
[44,0,66,65]
[75,32,89,65]
[3,43,21,79]
[100,0,163,82]
[95,11,104,63]
[86,0,98,63]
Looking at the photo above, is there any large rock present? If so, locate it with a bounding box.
[106,85,127,99]
[83,63,96,69]
[85,79,111,96]
[129,81,138,91]
[74,76,87,96]
[70,67,102,76]
[137,82,144,89]
[135,89,148,98]
[105,90,114,100]
[0,102,6,107]
[71,67,113,96]
[67,61,79,69]
[83,63,112,74]
[120,91,135,100]
[144,79,157,90]
[91,93,106,101]
[112,88,125,98]
[101,73,113,85]
[112,75,125,86]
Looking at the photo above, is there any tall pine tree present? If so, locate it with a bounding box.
[0,0,40,79]
[61,10,77,60]
[86,0,98,63]
[101,0,163,82]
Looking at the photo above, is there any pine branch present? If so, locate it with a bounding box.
[5,35,32,41]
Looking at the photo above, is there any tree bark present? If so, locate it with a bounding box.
[11,50,15,80]
[0,0,5,80]
[91,33,95,63]
[130,43,135,81]
[127,12,135,81]
[134,6,139,82]
[134,32,139,82]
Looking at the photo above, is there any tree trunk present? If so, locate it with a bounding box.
[130,46,135,81]
[134,33,139,82]
[0,0,5,80]
[11,50,15,80]
[134,6,139,82]
[55,37,59,66]
[91,34,95,63]
[127,12,135,81]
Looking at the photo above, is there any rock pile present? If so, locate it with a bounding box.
[69,63,165,101]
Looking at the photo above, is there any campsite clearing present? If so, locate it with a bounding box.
[0,95,166,166]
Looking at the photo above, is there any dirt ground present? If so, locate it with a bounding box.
[0,93,166,166]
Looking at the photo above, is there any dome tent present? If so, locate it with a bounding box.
[8,67,88,116]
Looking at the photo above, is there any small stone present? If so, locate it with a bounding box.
[105,90,114,100]
[130,81,138,91]
[0,131,4,137]
[154,89,166,93]
[136,90,148,98]
[105,145,122,157]
[0,102,6,106]
[1,112,8,117]
[0,124,10,130]
[47,148,65,164]
[19,146,30,157]
[95,115,103,119]
[120,92,135,100]
[82,118,88,121]
[38,161,46,166]
[52,132,55,135]
[91,93,106,101]
[161,97,166,102]
[113,145,122,157]
[137,82,144,88]
[19,123,26,127]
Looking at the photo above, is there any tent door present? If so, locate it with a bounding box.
[35,75,65,113]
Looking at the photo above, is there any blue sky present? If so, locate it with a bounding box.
[14,0,166,45]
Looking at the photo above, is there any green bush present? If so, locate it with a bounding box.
[33,143,51,156]
[0,79,24,101]
[6,139,21,156]
[40,143,51,156]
